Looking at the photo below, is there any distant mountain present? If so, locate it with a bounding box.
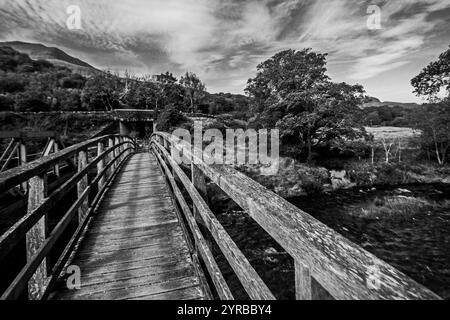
[362,96,420,109]
[0,41,100,75]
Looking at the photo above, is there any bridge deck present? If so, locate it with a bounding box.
[52,153,209,300]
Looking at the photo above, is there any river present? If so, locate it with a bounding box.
[211,183,450,299]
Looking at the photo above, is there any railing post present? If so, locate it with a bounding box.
[114,137,120,168]
[295,260,312,300]
[97,141,105,189]
[108,137,114,177]
[53,142,60,178]
[26,174,48,300]
[77,149,88,224]
[18,140,27,192]
[119,136,124,162]
[191,163,207,223]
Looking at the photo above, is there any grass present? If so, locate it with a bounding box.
[349,196,450,219]
[365,126,421,141]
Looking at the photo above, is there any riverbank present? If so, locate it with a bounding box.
[208,183,450,299]
[236,157,450,198]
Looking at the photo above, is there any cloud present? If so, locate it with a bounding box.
[0,0,449,101]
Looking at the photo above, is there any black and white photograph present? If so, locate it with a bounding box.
[0,0,449,306]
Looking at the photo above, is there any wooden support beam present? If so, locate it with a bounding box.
[114,137,120,170]
[1,141,19,172]
[191,163,207,224]
[18,141,27,192]
[77,150,88,224]
[0,138,15,164]
[107,137,114,179]
[295,260,312,300]
[26,174,48,300]
[53,143,60,177]
[97,142,105,189]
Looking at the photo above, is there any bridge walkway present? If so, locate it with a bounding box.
[52,152,210,300]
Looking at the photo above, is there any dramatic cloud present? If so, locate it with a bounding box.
[0,0,449,102]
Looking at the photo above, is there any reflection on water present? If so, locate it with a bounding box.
[213,184,450,299]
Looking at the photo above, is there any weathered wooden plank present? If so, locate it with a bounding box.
[129,285,204,300]
[25,175,48,300]
[18,141,27,192]
[56,275,200,300]
[295,260,312,300]
[77,150,88,224]
[97,142,105,189]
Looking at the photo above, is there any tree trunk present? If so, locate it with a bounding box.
[371,146,375,166]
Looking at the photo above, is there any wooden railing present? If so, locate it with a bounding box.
[0,134,135,300]
[150,132,441,300]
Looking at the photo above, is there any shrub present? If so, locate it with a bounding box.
[0,95,14,111]
[155,105,186,132]
[59,74,85,89]
[0,75,26,93]
[15,91,50,112]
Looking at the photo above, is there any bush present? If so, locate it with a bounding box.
[59,74,85,89]
[0,75,26,93]
[155,105,187,132]
[0,95,14,111]
[391,117,408,127]
[15,91,50,112]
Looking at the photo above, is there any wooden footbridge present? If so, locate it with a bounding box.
[0,133,441,300]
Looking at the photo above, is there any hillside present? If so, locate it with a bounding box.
[0,41,100,75]
[362,96,421,109]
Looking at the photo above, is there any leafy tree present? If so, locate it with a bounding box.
[410,100,450,165]
[246,49,366,162]
[81,71,122,111]
[411,45,450,101]
[366,111,381,125]
[179,72,206,113]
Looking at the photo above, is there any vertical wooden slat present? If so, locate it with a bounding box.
[114,137,120,169]
[97,141,105,189]
[191,163,207,222]
[26,174,48,300]
[53,142,60,177]
[77,149,88,224]
[295,260,312,300]
[18,141,27,192]
[119,136,124,162]
[1,141,19,172]
[108,137,114,178]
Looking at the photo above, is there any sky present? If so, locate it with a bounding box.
[0,0,449,103]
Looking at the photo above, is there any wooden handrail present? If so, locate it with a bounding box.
[152,140,275,299]
[0,134,124,194]
[0,134,136,300]
[150,132,441,300]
